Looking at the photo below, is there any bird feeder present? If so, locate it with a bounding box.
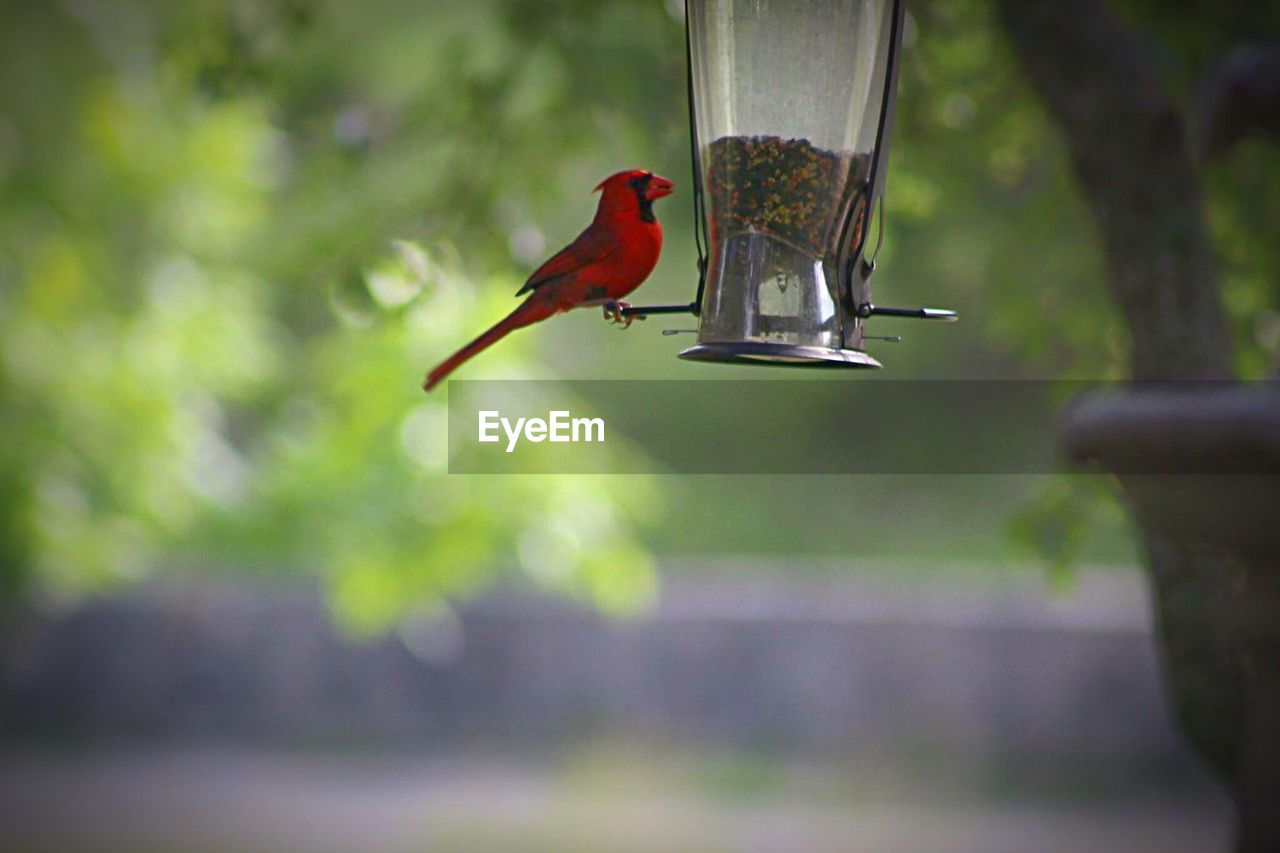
[626,0,955,367]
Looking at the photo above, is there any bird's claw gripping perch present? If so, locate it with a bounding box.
[603,301,634,329]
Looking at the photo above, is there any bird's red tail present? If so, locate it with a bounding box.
[423,295,559,392]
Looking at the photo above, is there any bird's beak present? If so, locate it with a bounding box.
[645,175,674,201]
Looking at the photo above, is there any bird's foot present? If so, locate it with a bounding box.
[602,301,634,329]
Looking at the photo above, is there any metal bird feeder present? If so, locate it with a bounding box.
[625,0,956,367]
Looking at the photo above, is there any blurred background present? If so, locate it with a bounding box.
[1,0,1277,850]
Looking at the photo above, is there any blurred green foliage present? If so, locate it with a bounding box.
[0,0,675,626]
[1,1,1276,623]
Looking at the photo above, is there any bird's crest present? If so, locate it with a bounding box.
[594,169,652,193]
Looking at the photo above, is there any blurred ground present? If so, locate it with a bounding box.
[0,743,1230,853]
[0,562,1235,852]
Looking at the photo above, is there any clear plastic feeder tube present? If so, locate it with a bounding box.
[683,0,895,366]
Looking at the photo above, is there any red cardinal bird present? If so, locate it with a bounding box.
[423,169,673,391]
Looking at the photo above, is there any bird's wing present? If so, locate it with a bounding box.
[515,225,617,296]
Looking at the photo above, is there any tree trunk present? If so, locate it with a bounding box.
[995,0,1234,380]
[995,0,1247,791]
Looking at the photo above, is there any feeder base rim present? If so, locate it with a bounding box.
[678,341,883,369]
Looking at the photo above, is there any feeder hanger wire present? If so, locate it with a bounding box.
[687,0,710,313]
[620,0,709,321]
[843,0,958,325]
[836,0,903,308]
